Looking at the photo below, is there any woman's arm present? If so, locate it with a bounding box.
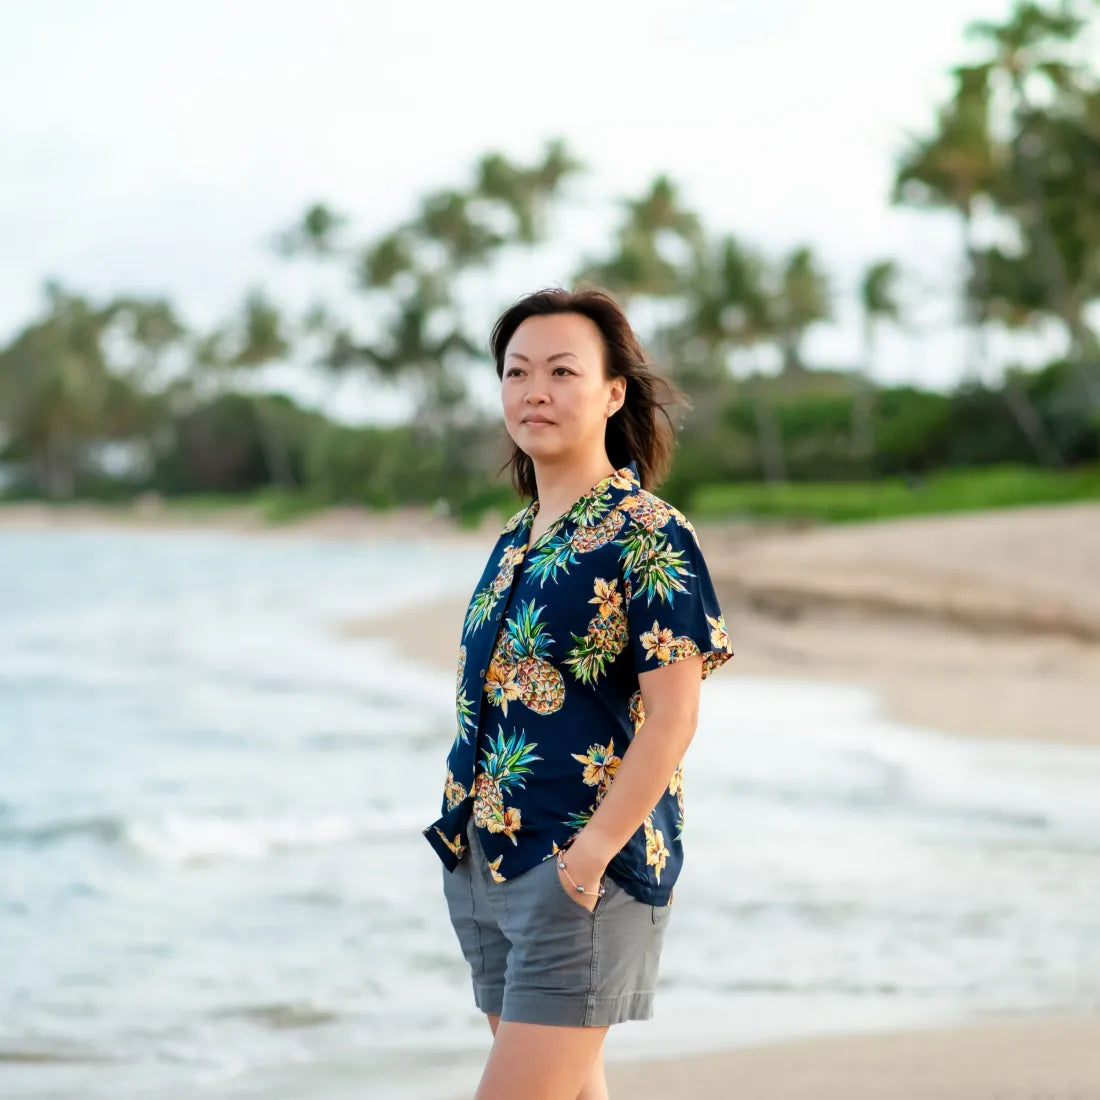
[558,655,703,901]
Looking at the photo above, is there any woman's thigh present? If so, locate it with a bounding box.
[475,1020,608,1100]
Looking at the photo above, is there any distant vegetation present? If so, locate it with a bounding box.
[1,1,1097,524]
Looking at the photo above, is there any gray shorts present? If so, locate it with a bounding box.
[442,820,671,1027]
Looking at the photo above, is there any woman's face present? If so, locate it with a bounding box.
[501,313,625,465]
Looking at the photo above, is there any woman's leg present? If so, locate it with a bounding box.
[482,1016,609,1100]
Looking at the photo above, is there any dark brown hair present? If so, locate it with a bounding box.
[489,286,686,498]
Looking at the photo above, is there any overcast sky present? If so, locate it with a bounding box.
[1,0,1062,421]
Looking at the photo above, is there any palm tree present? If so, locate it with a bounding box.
[578,175,704,304]
[853,260,900,460]
[0,284,146,496]
[895,64,1000,387]
[773,246,831,375]
[680,236,789,482]
[965,1,1100,417]
[475,139,583,244]
[274,202,349,257]
[231,290,298,488]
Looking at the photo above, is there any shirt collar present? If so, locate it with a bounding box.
[519,461,641,532]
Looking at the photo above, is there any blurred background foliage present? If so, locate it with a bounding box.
[1,1,1098,525]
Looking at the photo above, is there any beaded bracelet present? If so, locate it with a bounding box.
[556,856,606,897]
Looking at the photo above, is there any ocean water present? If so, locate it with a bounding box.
[2,528,1099,1100]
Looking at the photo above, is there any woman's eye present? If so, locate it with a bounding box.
[553,367,573,376]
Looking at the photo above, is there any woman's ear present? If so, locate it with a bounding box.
[608,377,627,416]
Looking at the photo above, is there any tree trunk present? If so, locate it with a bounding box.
[850,320,876,464]
[753,395,787,483]
[967,212,1063,467]
[1003,377,1063,468]
[253,399,296,489]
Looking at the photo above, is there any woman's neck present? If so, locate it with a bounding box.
[531,453,617,523]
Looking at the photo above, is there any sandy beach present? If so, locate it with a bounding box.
[603,1014,1100,1098]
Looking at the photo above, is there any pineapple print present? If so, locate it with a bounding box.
[669,503,699,541]
[565,578,629,683]
[527,533,578,587]
[644,816,669,883]
[570,507,625,554]
[569,485,615,526]
[505,601,566,715]
[618,490,673,532]
[628,689,646,733]
[472,726,541,844]
[503,504,535,534]
[619,526,692,605]
[472,771,504,829]
[465,545,525,633]
[639,621,701,666]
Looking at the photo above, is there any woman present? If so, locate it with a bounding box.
[424,287,734,1100]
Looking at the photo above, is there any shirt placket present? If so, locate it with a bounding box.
[470,516,563,874]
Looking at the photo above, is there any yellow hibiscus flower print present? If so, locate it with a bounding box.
[588,578,623,619]
[644,818,669,883]
[501,806,522,844]
[434,827,466,859]
[483,658,522,713]
[707,614,730,652]
[571,740,621,790]
[668,764,683,798]
[487,855,506,883]
[640,622,676,664]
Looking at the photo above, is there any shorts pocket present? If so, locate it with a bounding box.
[551,857,604,918]
[651,901,671,925]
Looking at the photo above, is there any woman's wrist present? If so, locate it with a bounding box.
[570,822,619,867]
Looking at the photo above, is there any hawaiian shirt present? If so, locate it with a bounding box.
[423,461,734,906]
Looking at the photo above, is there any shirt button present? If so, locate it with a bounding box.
[479,668,486,678]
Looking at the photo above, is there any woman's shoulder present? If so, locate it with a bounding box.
[614,487,699,543]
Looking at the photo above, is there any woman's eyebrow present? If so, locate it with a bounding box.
[505,352,580,362]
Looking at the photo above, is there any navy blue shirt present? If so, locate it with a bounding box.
[424,462,734,905]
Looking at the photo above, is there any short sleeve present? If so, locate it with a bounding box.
[622,511,734,680]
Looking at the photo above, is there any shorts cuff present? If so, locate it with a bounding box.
[583,992,655,1026]
[473,982,504,1017]
[500,992,588,1027]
